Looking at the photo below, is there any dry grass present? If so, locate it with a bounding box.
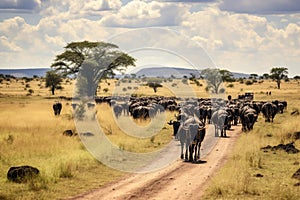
[0,77,178,199]
[0,77,300,199]
[202,80,300,200]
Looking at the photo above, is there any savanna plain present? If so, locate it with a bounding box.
[0,76,299,199]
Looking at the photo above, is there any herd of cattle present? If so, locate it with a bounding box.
[53,95,287,162]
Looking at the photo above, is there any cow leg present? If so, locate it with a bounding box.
[180,142,184,159]
[214,125,218,137]
[198,142,201,160]
[185,146,189,161]
[189,144,194,162]
[194,142,199,161]
[220,128,223,137]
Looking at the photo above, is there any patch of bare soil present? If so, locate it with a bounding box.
[68,125,241,200]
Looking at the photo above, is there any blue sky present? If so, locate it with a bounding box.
[0,0,300,76]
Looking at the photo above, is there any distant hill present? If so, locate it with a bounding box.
[133,67,249,79]
[0,67,250,79]
[0,68,50,78]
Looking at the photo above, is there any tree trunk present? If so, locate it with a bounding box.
[51,86,55,95]
[277,80,281,89]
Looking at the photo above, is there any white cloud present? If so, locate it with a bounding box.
[40,0,122,17]
[100,0,190,27]
[0,0,300,76]
[0,36,22,52]
[180,6,300,75]
[182,7,267,51]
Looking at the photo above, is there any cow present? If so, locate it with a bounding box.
[211,109,230,137]
[240,106,258,131]
[167,120,181,139]
[53,102,62,116]
[261,102,277,122]
[113,104,123,118]
[7,166,39,183]
[177,116,206,162]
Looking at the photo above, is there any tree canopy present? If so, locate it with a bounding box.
[51,41,136,77]
[270,67,288,89]
[51,41,136,97]
[219,69,234,82]
[45,71,62,95]
[201,68,223,94]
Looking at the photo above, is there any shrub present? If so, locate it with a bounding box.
[103,88,109,93]
[27,89,34,96]
[57,162,76,178]
[171,83,177,87]
[227,83,234,88]
[245,80,253,85]
[182,79,188,85]
[219,88,226,93]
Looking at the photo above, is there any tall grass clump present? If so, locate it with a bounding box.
[56,161,78,178]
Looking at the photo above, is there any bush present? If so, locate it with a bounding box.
[227,83,234,88]
[245,80,253,85]
[219,88,226,93]
[182,79,188,85]
[27,89,34,96]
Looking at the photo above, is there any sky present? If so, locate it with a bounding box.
[0,0,300,77]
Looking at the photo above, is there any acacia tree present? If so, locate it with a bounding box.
[45,71,62,95]
[262,73,270,79]
[270,67,288,89]
[201,68,223,94]
[147,82,162,93]
[219,69,234,82]
[51,41,136,77]
[51,41,136,97]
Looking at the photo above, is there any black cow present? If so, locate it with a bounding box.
[261,102,277,122]
[240,106,258,131]
[113,104,123,118]
[177,116,206,162]
[168,120,181,139]
[7,165,39,183]
[53,102,62,116]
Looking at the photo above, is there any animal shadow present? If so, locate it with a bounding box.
[192,160,207,164]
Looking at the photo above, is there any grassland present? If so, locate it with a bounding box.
[202,79,300,200]
[0,76,299,199]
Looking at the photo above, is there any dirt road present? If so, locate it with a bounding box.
[69,125,241,200]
